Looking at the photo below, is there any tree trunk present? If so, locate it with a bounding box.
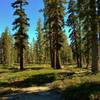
[76,54,80,68]
[79,52,82,68]
[86,57,89,69]
[55,49,61,69]
[75,39,80,68]
[85,46,90,69]
[51,49,55,68]
[79,40,82,68]
[97,0,100,69]
[91,34,99,73]
[90,0,99,73]
[20,48,24,70]
[50,38,55,68]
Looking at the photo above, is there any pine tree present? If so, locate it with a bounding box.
[79,0,99,72]
[28,42,34,64]
[36,18,44,64]
[77,0,91,68]
[12,0,29,70]
[67,0,83,68]
[9,35,15,66]
[32,38,36,63]
[60,33,73,64]
[72,0,99,72]
[1,28,13,67]
[90,0,99,73]
[43,0,66,69]
[33,41,39,64]
[24,41,30,64]
[43,30,50,64]
[97,0,100,68]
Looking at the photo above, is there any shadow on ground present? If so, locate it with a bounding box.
[0,71,75,88]
[0,73,55,88]
[1,88,63,100]
[63,82,100,100]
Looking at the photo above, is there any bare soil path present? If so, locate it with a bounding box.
[1,86,64,100]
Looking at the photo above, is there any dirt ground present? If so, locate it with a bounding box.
[1,86,64,100]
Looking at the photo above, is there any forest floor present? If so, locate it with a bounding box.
[0,64,65,100]
[0,64,100,100]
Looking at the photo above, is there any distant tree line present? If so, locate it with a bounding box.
[0,25,72,67]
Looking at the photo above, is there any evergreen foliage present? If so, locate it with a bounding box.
[12,0,29,70]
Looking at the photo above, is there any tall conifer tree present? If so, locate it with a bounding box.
[43,0,66,69]
[12,0,29,70]
[1,28,13,66]
[36,18,44,64]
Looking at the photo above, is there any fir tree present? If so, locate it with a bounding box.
[90,0,99,73]
[67,0,82,67]
[36,18,44,64]
[43,0,66,69]
[12,0,29,70]
[1,28,13,66]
